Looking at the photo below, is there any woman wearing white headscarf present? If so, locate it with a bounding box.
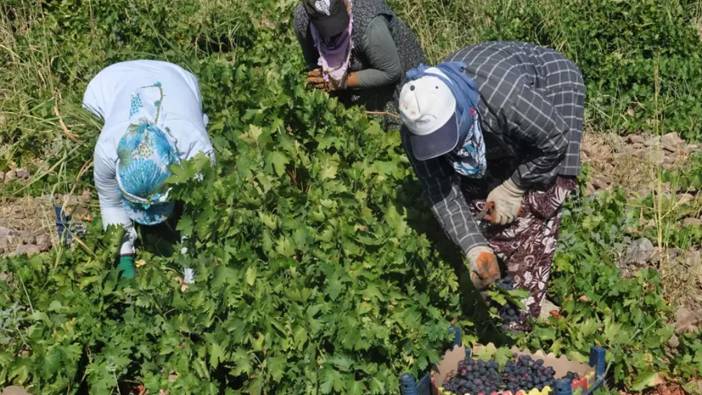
[84,60,214,279]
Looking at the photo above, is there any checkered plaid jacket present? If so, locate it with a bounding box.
[401,41,586,254]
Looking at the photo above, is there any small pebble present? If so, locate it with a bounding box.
[4,170,16,182]
[14,244,41,256]
[14,168,29,179]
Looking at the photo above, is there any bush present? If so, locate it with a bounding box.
[392,0,702,140]
[1,0,701,393]
[0,1,462,392]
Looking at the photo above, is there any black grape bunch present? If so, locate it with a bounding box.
[495,276,524,327]
[442,354,581,394]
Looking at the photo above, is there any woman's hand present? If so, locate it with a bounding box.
[466,246,501,289]
[306,68,327,90]
[306,68,350,92]
[486,179,525,225]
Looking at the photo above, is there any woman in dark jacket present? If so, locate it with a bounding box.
[293,0,425,114]
[399,42,586,328]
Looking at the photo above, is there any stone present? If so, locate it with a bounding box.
[0,226,14,238]
[661,132,684,151]
[623,237,655,265]
[538,298,560,321]
[4,170,16,182]
[683,217,702,227]
[14,244,41,256]
[14,168,29,179]
[674,306,702,334]
[35,234,52,251]
[678,193,695,205]
[0,227,13,253]
[0,272,12,283]
[1,386,32,395]
[670,247,684,260]
[625,134,645,144]
[662,154,677,166]
[643,136,659,147]
[590,176,610,191]
[667,333,680,349]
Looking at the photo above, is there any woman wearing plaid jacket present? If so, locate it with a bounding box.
[398,42,586,327]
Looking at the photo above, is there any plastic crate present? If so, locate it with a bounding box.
[54,204,72,245]
[400,329,606,395]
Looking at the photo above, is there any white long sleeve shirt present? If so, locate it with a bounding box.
[83,60,214,255]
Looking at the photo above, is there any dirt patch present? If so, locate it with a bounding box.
[619,379,700,395]
[667,249,702,332]
[643,382,688,395]
[0,191,93,257]
[0,167,31,184]
[581,131,698,196]
[583,131,702,333]
[616,235,702,331]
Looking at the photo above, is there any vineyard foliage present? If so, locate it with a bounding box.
[391,0,702,140]
[1,0,702,394]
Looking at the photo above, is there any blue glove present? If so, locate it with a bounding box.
[117,255,136,280]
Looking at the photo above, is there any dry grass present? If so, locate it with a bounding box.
[389,0,567,62]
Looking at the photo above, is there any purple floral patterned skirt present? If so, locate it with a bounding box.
[463,176,577,319]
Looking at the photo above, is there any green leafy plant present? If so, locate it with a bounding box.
[1,0,701,393]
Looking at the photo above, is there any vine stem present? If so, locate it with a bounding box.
[365,110,401,120]
[18,275,34,314]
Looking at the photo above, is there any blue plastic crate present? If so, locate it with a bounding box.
[54,204,72,245]
[400,330,606,395]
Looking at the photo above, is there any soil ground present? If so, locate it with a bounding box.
[582,131,702,334]
[0,187,93,257]
[581,131,698,196]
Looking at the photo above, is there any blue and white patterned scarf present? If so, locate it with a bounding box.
[447,108,486,178]
[116,82,180,225]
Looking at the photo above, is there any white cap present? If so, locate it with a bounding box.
[399,68,460,160]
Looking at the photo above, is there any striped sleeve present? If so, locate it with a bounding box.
[401,129,487,254]
[506,84,568,189]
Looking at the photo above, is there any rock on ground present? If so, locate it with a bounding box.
[14,168,29,179]
[1,386,32,395]
[4,170,16,182]
[674,306,702,334]
[623,237,655,266]
[14,244,41,256]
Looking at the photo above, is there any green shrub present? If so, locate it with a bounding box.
[1,1,700,393]
[392,0,702,140]
[0,1,462,392]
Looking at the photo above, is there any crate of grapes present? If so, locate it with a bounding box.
[399,333,606,395]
